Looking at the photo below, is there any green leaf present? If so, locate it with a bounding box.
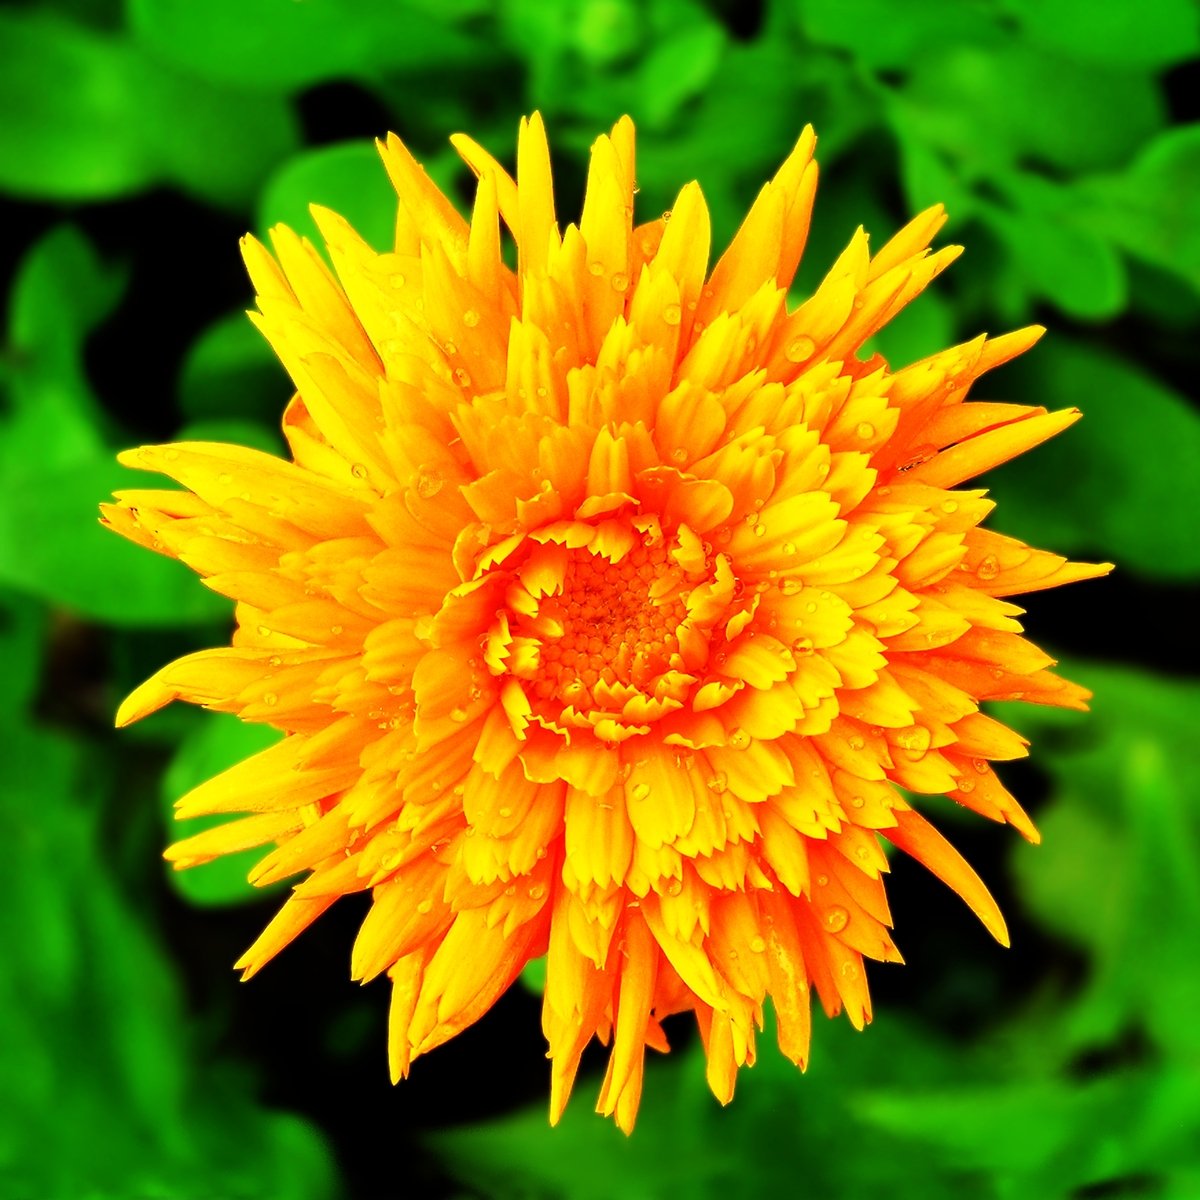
[894,43,1163,175]
[636,21,727,128]
[162,712,284,906]
[0,9,299,207]
[1077,124,1200,301]
[983,338,1200,578]
[998,665,1200,1058]
[178,312,282,425]
[1007,0,1200,68]
[1,225,123,477]
[0,717,336,1198]
[127,0,485,91]
[258,140,399,253]
[800,0,1002,69]
[0,456,229,626]
[980,178,1127,320]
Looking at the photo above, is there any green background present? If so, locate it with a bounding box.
[1,1,1197,1196]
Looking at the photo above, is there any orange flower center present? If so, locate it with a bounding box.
[484,517,755,744]
[534,541,689,709]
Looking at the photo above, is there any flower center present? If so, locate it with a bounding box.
[481,516,755,745]
[533,540,688,710]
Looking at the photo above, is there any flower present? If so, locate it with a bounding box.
[103,114,1110,1132]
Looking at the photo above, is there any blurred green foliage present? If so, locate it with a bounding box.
[1,0,1197,1196]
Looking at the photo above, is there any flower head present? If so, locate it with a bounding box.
[104,114,1110,1131]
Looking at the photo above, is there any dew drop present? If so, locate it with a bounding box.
[449,706,468,722]
[976,553,1000,581]
[781,541,796,556]
[588,261,605,277]
[413,467,444,499]
[958,778,976,794]
[848,734,865,751]
[785,335,816,363]
[390,272,406,288]
[897,725,932,761]
[750,936,767,953]
[940,499,959,514]
[263,692,278,707]
[856,421,875,440]
[632,782,651,801]
[841,961,859,980]
[816,874,829,887]
[728,727,751,750]
[670,447,688,463]
[611,273,629,293]
[454,367,472,388]
[330,624,343,636]
[666,878,683,896]
[444,340,458,356]
[463,308,480,328]
[824,906,849,932]
[780,578,802,596]
[707,772,728,794]
[663,303,682,326]
[791,636,814,656]
[350,463,368,480]
[851,794,865,809]
[973,758,989,774]
[268,655,282,668]
[528,883,546,900]
[416,899,433,915]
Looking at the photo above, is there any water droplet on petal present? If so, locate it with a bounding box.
[791,636,814,656]
[449,707,468,722]
[528,883,546,900]
[663,303,682,326]
[413,467,444,499]
[632,782,650,801]
[463,308,480,328]
[976,554,1000,581]
[941,499,959,514]
[350,463,368,480]
[707,772,728,794]
[824,906,849,932]
[856,421,875,440]
[897,725,931,761]
[785,335,816,363]
[750,936,767,953]
[611,273,629,293]
[263,692,278,707]
[417,899,433,914]
[728,727,751,750]
[588,261,605,277]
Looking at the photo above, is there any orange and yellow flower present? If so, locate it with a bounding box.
[103,115,1110,1131]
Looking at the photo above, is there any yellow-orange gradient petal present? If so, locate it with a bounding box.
[103,114,1112,1133]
